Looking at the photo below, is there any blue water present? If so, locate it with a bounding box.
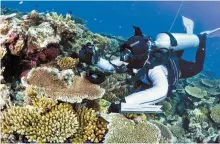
[2,1,220,77]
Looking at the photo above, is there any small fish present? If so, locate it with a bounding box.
[100,20,102,23]
[94,18,97,21]
[19,1,23,4]
[119,25,122,28]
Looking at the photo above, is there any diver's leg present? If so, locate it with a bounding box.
[179,34,206,78]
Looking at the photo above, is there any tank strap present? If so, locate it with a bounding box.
[161,32,178,47]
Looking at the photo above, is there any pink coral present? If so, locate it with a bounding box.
[43,46,60,61]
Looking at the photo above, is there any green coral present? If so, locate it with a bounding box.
[210,104,220,124]
[101,113,161,143]
[185,86,207,99]
[151,121,173,143]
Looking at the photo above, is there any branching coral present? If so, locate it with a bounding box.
[100,73,131,102]
[57,57,78,70]
[185,86,207,99]
[25,86,58,113]
[23,67,105,103]
[1,103,79,143]
[101,113,161,143]
[210,104,220,124]
[0,84,10,110]
[71,107,107,143]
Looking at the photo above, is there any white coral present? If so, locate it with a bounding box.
[0,84,10,109]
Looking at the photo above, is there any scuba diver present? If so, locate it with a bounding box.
[79,16,220,113]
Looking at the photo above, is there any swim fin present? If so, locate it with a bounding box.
[200,27,220,38]
[182,16,194,34]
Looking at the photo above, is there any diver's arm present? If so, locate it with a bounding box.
[124,65,169,105]
[96,58,125,71]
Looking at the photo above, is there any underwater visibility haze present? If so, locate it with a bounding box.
[0,1,220,143]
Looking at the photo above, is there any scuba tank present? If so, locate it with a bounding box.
[152,33,200,52]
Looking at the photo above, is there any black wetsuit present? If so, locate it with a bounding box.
[179,34,206,78]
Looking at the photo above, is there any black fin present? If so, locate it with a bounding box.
[176,50,184,58]
[133,25,143,37]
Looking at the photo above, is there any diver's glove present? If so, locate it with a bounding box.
[79,42,100,65]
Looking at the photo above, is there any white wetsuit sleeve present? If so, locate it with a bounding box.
[96,58,125,71]
[125,65,169,105]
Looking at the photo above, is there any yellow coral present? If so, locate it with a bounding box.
[1,103,79,143]
[71,107,107,143]
[25,67,105,103]
[25,86,58,113]
[57,57,78,70]
[11,38,24,55]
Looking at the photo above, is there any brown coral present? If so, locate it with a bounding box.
[24,67,105,103]
[100,73,131,102]
[57,57,78,70]
[10,38,24,55]
[71,107,107,143]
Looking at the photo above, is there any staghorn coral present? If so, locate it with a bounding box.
[168,124,185,142]
[71,107,107,143]
[23,67,105,103]
[27,22,61,51]
[57,57,78,70]
[0,84,10,110]
[24,86,58,113]
[1,103,79,143]
[210,104,220,124]
[46,12,78,39]
[185,86,207,99]
[101,113,161,143]
[151,121,174,143]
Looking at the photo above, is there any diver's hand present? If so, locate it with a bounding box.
[114,64,127,73]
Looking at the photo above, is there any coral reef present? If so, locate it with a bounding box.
[185,86,207,99]
[210,104,220,124]
[100,73,131,102]
[0,84,10,110]
[151,120,174,143]
[57,57,78,70]
[0,103,79,143]
[71,107,107,143]
[27,22,61,51]
[101,113,161,143]
[23,67,105,103]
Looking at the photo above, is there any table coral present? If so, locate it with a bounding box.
[185,86,207,99]
[210,104,220,124]
[101,113,161,143]
[23,67,105,103]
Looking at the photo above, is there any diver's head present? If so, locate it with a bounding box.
[120,35,149,69]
